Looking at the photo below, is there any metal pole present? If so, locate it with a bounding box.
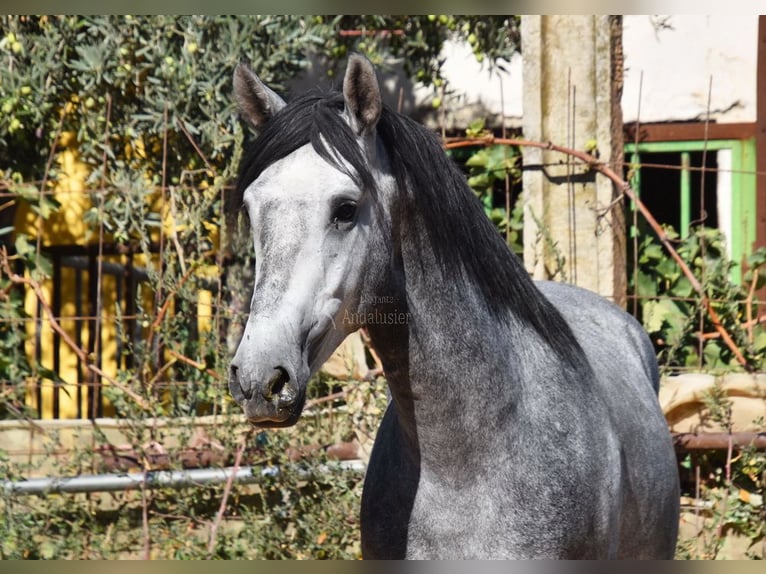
[673,432,766,451]
[2,461,365,496]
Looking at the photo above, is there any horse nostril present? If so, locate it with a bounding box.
[265,366,290,399]
[230,363,253,401]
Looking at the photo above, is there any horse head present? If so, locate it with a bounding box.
[228,55,395,427]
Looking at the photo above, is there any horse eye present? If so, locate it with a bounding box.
[333,202,357,224]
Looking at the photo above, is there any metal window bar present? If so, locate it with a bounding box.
[29,242,221,420]
[74,264,84,418]
[680,151,691,238]
[40,244,160,419]
[52,254,61,419]
[86,252,101,419]
[629,150,641,239]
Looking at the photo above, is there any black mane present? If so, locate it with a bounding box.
[232,89,588,370]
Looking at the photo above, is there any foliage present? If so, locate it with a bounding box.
[631,225,766,372]
[2,14,762,561]
[1,16,320,183]
[0,15,520,186]
[0,15,521,560]
[448,119,524,256]
[0,14,519,412]
[0,15,333,410]
[0,378,389,559]
[319,15,520,88]
[0,280,34,420]
[675,447,766,559]
[629,225,766,559]
[632,225,766,556]
[674,399,766,559]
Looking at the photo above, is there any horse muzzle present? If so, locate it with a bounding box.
[229,364,305,427]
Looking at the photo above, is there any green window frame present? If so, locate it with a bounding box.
[625,138,757,284]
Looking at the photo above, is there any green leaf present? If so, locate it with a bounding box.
[663,226,680,241]
[682,347,701,367]
[703,341,723,368]
[752,328,766,354]
[465,150,489,168]
[465,118,486,138]
[642,300,665,333]
[467,173,490,189]
[669,277,694,299]
[746,247,766,269]
[31,195,61,220]
[36,364,66,385]
[634,270,658,297]
[14,234,34,257]
[34,254,53,278]
[11,183,39,201]
[655,257,680,282]
[642,299,686,342]
[484,145,511,174]
[639,243,664,264]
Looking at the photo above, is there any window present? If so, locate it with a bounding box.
[625,126,757,284]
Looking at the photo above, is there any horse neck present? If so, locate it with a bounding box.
[366,218,534,467]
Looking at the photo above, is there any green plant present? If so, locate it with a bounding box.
[447,119,524,256]
[0,375,388,560]
[674,405,766,560]
[0,16,522,558]
[0,16,331,559]
[319,15,519,88]
[631,225,766,372]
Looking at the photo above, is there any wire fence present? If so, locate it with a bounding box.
[0,125,763,560]
[1,131,765,421]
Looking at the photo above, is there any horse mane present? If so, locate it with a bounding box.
[232,88,588,370]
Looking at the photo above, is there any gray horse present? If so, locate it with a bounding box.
[228,54,680,559]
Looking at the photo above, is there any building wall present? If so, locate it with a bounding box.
[390,15,759,128]
[622,15,757,124]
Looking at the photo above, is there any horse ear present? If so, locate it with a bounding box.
[343,53,382,136]
[233,62,286,130]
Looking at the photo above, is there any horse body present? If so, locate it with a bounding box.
[229,54,680,559]
[361,275,677,558]
[361,286,617,559]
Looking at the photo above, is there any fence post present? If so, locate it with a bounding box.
[521,15,627,306]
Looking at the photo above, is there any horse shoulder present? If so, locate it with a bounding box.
[534,280,659,393]
[535,280,679,558]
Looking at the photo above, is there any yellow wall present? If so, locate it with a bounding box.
[17,133,84,418]
[15,134,217,419]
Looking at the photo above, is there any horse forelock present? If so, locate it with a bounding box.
[232,91,376,216]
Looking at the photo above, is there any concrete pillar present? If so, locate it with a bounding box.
[522,15,627,306]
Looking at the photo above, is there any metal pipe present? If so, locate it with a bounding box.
[7,430,764,496]
[672,432,766,451]
[2,461,365,496]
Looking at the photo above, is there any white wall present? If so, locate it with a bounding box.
[621,15,758,123]
[409,40,523,129]
[414,16,758,128]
